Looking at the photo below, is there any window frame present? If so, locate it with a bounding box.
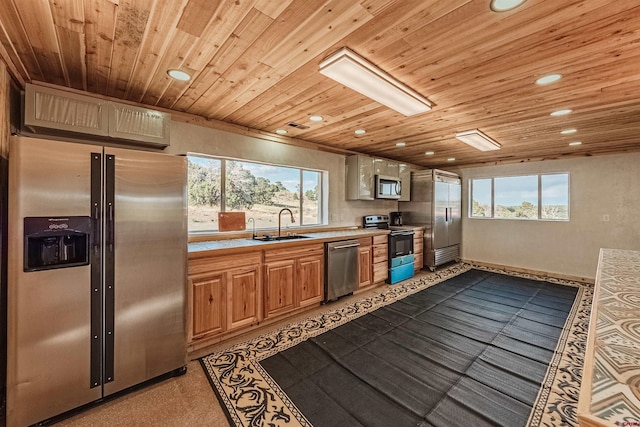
[187,153,326,233]
[469,172,570,221]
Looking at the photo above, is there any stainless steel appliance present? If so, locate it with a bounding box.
[399,169,461,271]
[325,239,360,301]
[375,174,401,199]
[363,215,414,284]
[7,136,187,427]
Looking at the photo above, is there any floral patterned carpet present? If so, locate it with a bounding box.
[200,262,593,427]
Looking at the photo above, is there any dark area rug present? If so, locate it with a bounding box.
[200,263,592,427]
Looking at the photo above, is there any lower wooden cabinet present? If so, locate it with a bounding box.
[358,238,372,288]
[264,243,324,319]
[189,252,262,341]
[264,260,296,317]
[191,273,225,337]
[372,234,389,283]
[298,255,324,308]
[413,228,424,272]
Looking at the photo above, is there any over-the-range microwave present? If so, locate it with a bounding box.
[375,174,402,199]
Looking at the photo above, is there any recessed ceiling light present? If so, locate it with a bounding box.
[569,141,582,146]
[447,158,456,162]
[275,129,287,135]
[551,109,573,116]
[354,129,366,135]
[167,69,191,81]
[396,142,406,147]
[535,73,562,85]
[560,128,577,135]
[309,115,323,122]
[490,0,527,12]
[425,151,435,156]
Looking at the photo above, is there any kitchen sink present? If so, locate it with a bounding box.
[252,234,310,242]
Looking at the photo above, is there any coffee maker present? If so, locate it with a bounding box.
[389,211,403,226]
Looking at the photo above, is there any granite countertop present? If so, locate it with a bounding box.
[188,228,390,255]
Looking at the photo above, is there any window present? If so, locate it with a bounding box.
[188,155,324,232]
[470,173,569,220]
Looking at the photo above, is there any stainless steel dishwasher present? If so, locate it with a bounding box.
[325,239,360,302]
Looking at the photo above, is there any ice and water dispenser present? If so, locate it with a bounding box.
[24,216,91,272]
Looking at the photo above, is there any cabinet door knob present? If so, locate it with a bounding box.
[209,294,214,303]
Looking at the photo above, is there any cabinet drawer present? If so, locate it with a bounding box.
[373,234,388,245]
[413,238,423,254]
[264,243,324,263]
[189,251,261,276]
[373,263,388,283]
[357,237,372,247]
[373,244,388,264]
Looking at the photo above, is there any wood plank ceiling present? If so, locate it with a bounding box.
[0,0,639,168]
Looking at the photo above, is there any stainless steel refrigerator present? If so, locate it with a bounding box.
[7,136,187,427]
[399,169,461,271]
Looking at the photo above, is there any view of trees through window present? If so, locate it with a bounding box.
[188,156,322,232]
[470,173,569,220]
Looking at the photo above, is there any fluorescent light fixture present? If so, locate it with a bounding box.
[396,142,406,147]
[490,0,527,12]
[536,73,562,85]
[551,109,572,116]
[425,151,435,156]
[569,141,582,146]
[275,129,287,135]
[455,129,501,151]
[167,69,191,81]
[319,47,432,116]
[560,128,577,134]
[354,129,366,135]
[309,115,323,122]
[447,158,456,162]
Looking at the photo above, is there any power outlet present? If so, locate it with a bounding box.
[603,214,610,222]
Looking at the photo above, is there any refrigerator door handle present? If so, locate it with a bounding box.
[104,154,116,384]
[90,152,102,388]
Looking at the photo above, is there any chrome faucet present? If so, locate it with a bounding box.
[247,218,256,239]
[278,208,295,237]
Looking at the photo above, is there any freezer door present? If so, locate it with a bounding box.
[7,137,102,427]
[433,180,449,249]
[103,147,187,396]
[447,182,462,245]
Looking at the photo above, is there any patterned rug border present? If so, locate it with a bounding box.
[200,262,593,427]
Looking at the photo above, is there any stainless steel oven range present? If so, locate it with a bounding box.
[363,215,415,284]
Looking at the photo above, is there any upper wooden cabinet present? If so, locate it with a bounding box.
[23,83,171,148]
[374,159,399,177]
[346,155,375,200]
[399,164,412,202]
[346,154,414,201]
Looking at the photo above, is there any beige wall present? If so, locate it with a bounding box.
[165,120,399,228]
[456,153,640,280]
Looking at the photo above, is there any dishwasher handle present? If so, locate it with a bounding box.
[330,242,360,250]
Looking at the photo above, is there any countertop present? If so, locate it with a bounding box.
[577,248,640,427]
[188,228,390,257]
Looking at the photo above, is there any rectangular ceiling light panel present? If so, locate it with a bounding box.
[319,48,432,116]
[455,129,501,151]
